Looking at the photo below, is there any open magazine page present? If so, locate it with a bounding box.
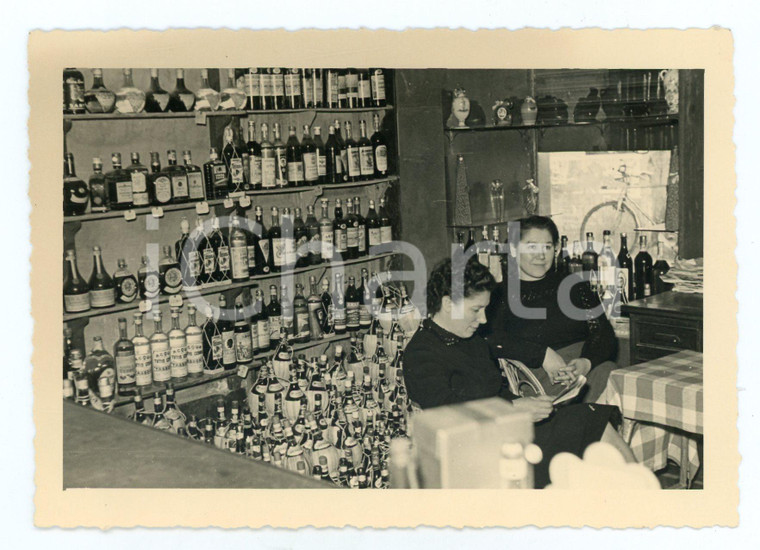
[553,375,587,406]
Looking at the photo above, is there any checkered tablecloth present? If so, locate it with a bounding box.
[598,350,703,479]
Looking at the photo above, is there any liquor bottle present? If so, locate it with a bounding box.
[161,150,187,205]
[195,68,221,111]
[365,199,382,250]
[652,241,673,295]
[203,147,228,200]
[209,216,231,285]
[301,68,319,108]
[252,205,271,273]
[282,208,298,269]
[269,123,287,188]
[241,216,258,278]
[150,311,171,383]
[304,205,321,266]
[196,218,215,287]
[63,249,89,313]
[235,304,254,365]
[88,157,108,213]
[266,206,283,273]
[148,152,172,206]
[114,68,145,114]
[324,124,343,184]
[270,67,286,110]
[256,67,273,110]
[105,152,133,210]
[297,125,318,185]
[379,197,392,244]
[70,350,88,405]
[267,285,283,350]
[182,150,205,201]
[63,67,85,114]
[185,304,204,377]
[345,68,359,108]
[334,119,349,182]
[254,289,271,352]
[240,68,262,110]
[306,126,326,186]
[477,225,490,267]
[358,120,375,180]
[246,120,262,191]
[63,325,75,382]
[616,232,634,303]
[307,276,324,341]
[84,336,116,402]
[357,69,372,108]
[325,69,340,108]
[370,113,388,178]
[344,122,362,182]
[489,226,503,283]
[281,284,295,339]
[345,276,361,333]
[137,255,160,300]
[132,312,153,388]
[158,245,183,296]
[144,68,170,112]
[294,207,309,268]
[333,198,348,259]
[88,246,116,308]
[569,240,583,274]
[338,70,348,108]
[598,230,617,296]
[168,308,189,381]
[202,305,224,372]
[167,69,196,112]
[63,153,89,216]
[582,232,599,291]
[259,122,277,190]
[284,68,303,109]
[84,68,115,114]
[284,125,305,187]
[556,235,571,275]
[229,215,249,283]
[220,68,246,110]
[370,69,387,107]
[218,295,236,370]
[345,197,360,260]
[358,268,373,331]
[125,152,150,207]
[318,198,334,262]
[293,283,310,344]
[333,273,347,336]
[634,235,654,299]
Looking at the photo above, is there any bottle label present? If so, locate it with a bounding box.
[261,73,273,97]
[358,80,371,100]
[334,228,347,252]
[116,275,138,303]
[284,237,296,266]
[169,337,188,378]
[320,228,334,260]
[380,226,392,244]
[287,161,304,183]
[257,319,270,348]
[172,174,189,198]
[222,329,236,365]
[249,155,262,186]
[143,272,160,298]
[134,342,153,386]
[346,226,359,250]
[273,238,286,267]
[243,73,261,97]
[357,225,366,253]
[211,334,223,361]
[359,146,374,176]
[296,311,310,339]
[371,72,386,101]
[188,251,202,280]
[296,234,309,260]
[348,149,361,177]
[186,333,204,374]
[317,152,326,177]
[258,240,270,264]
[179,92,195,111]
[261,157,276,188]
[346,301,360,328]
[616,268,630,301]
[374,145,388,172]
[230,245,249,279]
[202,248,216,276]
[275,151,288,186]
[187,172,205,200]
[90,287,116,308]
[246,245,257,271]
[272,75,284,96]
[326,72,339,104]
[151,343,171,382]
[116,180,134,204]
[229,158,244,186]
[303,152,318,181]
[115,352,137,385]
[153,176,172,203]
[163,266,183,294]
[64,293,90,313]
[269,315,282,340]
[284,74,301,99]
[211,164,228,191]
[217,245,231,272]
[359,305,372,327]
[235,331,253,363]
[131,172,149,206]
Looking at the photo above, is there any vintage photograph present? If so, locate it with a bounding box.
[30,29,737,528]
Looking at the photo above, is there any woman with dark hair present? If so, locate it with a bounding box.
[482,215,618,402]
[403,257,633,488]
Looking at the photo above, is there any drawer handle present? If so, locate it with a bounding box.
[653,332,682,345]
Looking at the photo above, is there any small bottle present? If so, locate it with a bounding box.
[84,336,116,403]
[105,152,133,210]
[88,246,116,308]
[88,157,109,213]
[166,150,189,203]
[158,244,182,296]
[168,68,196,112]
[127,152,151,207]
[144,68,170,112]
[195,68,220,111]
[150,311,171,383]
[114,68,145,114]
[168,308,189,381]
[132,312,153,388]
[63,249,90,314]
[185,304,205,377]
[148,152,172,206]
[182,150,205,201]
[84,68,115,114]
[222,124,246,197]
[137,255,160,300]
[234,304,253,365]
[113,317,137,397]
[203,147,228,200]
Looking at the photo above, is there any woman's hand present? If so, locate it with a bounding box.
[554,358,592,386]
[512,395,554,422]
[542,347,567,384]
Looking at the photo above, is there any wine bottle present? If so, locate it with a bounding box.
[370,69,387,107]
[325,69,340,108]
[168,69,196,112]
[246,120,263,191]
[243,215,259,277]
[345,197,359,260]
[581,232,599,292]
[345,276,361,333]
[366,199,381,250]
[132,312,153,388]
[218,295,236,370]
[333,198,348,259]
[241,67,262,110]
[268,206,284,273]
[616,233,634,302]
[569,240,583,274]
[235,304,254,365]
[371,113,388,178]
[378,198,392,244]
[334,119,349,182]
[305,205,321,266]
[138,255,160,300]
[144,68,170,113]
[254,289,271,352]
[325,124,343,184]
[338,70,348,108]
[88,157,108,213]
[357,69,372,108]
[273,123,288,188]
[598,230,617,297]
[182,150,205,201]
[267,285,283,350]
[259,122,277,190]
[307,276,324,342]
[281,284,295,340]
[84,336,117,403]
[195,68,221,111]
[286,125,305,187]
[316,198,333,262]
[114,68,145,114]
[150,311,171,384]
[168,308,189,381]
[63,249,89,313]
[284,68,303,109]
[88,245,116,308]
[84,68,115,114]
[270,67,286,110]
[301,125,319,185]
[358,268,372,330]
[634,235,653,300]
[209,216,231,285]
[293,207,309,268]
[253,205,271,273]
[113,258,138,304]
[556,235,571,275]
[105,152,133,210]
[148,152,172,206]
[333,273,347,335]
[229,215,250,283]
[63,153,89,216]
[196,217,215,287]
[185,304,205,377]
[358,120,375,180]
[344,121,362,182]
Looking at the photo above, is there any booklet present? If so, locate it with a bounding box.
[552,374,587,406]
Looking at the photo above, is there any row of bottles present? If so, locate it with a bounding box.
[64,67,389,115]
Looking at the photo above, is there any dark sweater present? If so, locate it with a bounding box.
[482,271,618,369]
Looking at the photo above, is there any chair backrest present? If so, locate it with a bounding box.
[498,358,546,398]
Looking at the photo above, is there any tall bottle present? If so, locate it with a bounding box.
[616,233,634,303]
[312,126,326,184]
[345,276,361,333]
[371,112,388,178]
[273,123,288,188]
[270,67,286,110]
[280,284,295,339]
[325,124,343,184]
[197,217,216,287]
[168,308,189,381]
[301,125,319,185]
[105,152,133,210]
[307,276,324,341]
[293,207,309,268]
[221,124,246,197]
[114,68,145,114]
[132,312,153,388]
[366,199,382,250]
[113,258,138,304]
[293,283,311,344]
[203,147,228,199]
[246,120,263,190]
[182,150,205,201]
[318,198,334,262]
[265,206,282,273]
[370,69,387,107]
[63,153,89,216]
[84,68,116,114]
[358,120,375,180]
[333,198,348,259]
[64,250,89,313]
[195,68,221,111]
[652,241,673,295]
[634,235,653,300]
[267,285,283,350]
[127,152,151,207]
[285,125,305,187]
[284,68,303,109]
[325,69,340,108]
[379,197,392,244]
[202,305,224,372]
[158,244,183,296]
[260,122,277,190]
[167,69,196,112]
[229,215,250,283]
[150,311,172,384]
[581,232,599,291]
[218,295,236,370]
[358,268,373,331]
[137,255,160,300]
[88,245,116,308]
[148,152,172,206]
[344,121,362,182]
[88,157,108,213]
[209,216,231,285]
[144,68,170,112]
[598,230,617,296]
[357,69,372,108]
[241,67,263,110]
[334,120,349,182]
[220,68,246,110]
[254,289,271,352]
[320,278,333,334]
[556,235,571,275]
[345,197,360,260]
[185,304,205,377]
[252,205,271,273]
[333,273,347,335]
[305,205,321,266]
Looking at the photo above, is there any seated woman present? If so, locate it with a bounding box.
[403,257,634,489]
[482,215,618,403]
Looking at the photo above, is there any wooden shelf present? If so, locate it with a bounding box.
[111,332,351,408]
[444,114,679,136]
[63,252,398,322]
[63,176,400,224]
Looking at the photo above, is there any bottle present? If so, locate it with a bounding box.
[202,305,224,372]
[318,198,335,262]
[63,249,90,313]
[477,226,490,267]
[489,226,503,283]
[114,68,145,114]
[357,69,372,108]
[344,121,362,182]
[185,304,205,377]
[168,308,189,381]
[345,197,360,260]
[144,68,170,112]
[69,350,89,405]
[333,273,347,335]
[267,285,283,350]
[270,67,286,110]
[324,124,343,184]
[652,241,673,295]
[293,283,311,344]
[113,318,136,397]
[293,207,309,268]
[84,68,115,114]
[569,240,583,274]
[243,216,260,277]
[196,218,215,287]
[299,125,319,185]
[345,68,360,108]
[63,67,85,114]
[273,123,288,188]
[337,70,348,108]
[269,206,284,273]
[235,304,254,365]
[616,233,634,303]
[557,235,571,275]
[203,147,228,200]
[229,215,250,283]
[195,68,221,111]
[311,126,326,184]
[220,68,246,110]
[345,276,361,333]
[158,244,182,296]
[358,120,375,180]
[105,152,133,210]
[286,125,305,187]
[358,268,373,331]
[582,232,599,291]
[88,246,116,308]
[246,120,263,191]
[260,122,277,190]
[88,157,109,213]
[284,68,303,109]
[167,69,196,112]
[371,112,388,178]
[302,68,321,108]
[182,151,205,201]
[63,153,89,216]
[634,235,653,300]
[281,284,295,339]
[148,152,172,206]
[218,295,236,370]
[132,312,153,388]
[84,336,116,403]
[365,199,382,250]
[307,276,324,341]
[137,255,160,300]
[164,150,189,203]
[332,198,348,259]
[598,230,617,297]
[254,289,271,351]
[379,197,393,244]
[334,119,349,182]
[253,205,271,273]
[304,205,321,266]
[149,311,171,383]
[325,69,340,108]
[209,216,231,285]
[240,68,262,110]
[125,152,150,207]
[370,69,387,107]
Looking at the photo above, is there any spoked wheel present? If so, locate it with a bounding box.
[580,201,639,253]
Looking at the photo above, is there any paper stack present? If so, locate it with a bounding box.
[660,257,703,293]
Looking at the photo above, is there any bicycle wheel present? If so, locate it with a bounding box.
[580,201,639,253]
